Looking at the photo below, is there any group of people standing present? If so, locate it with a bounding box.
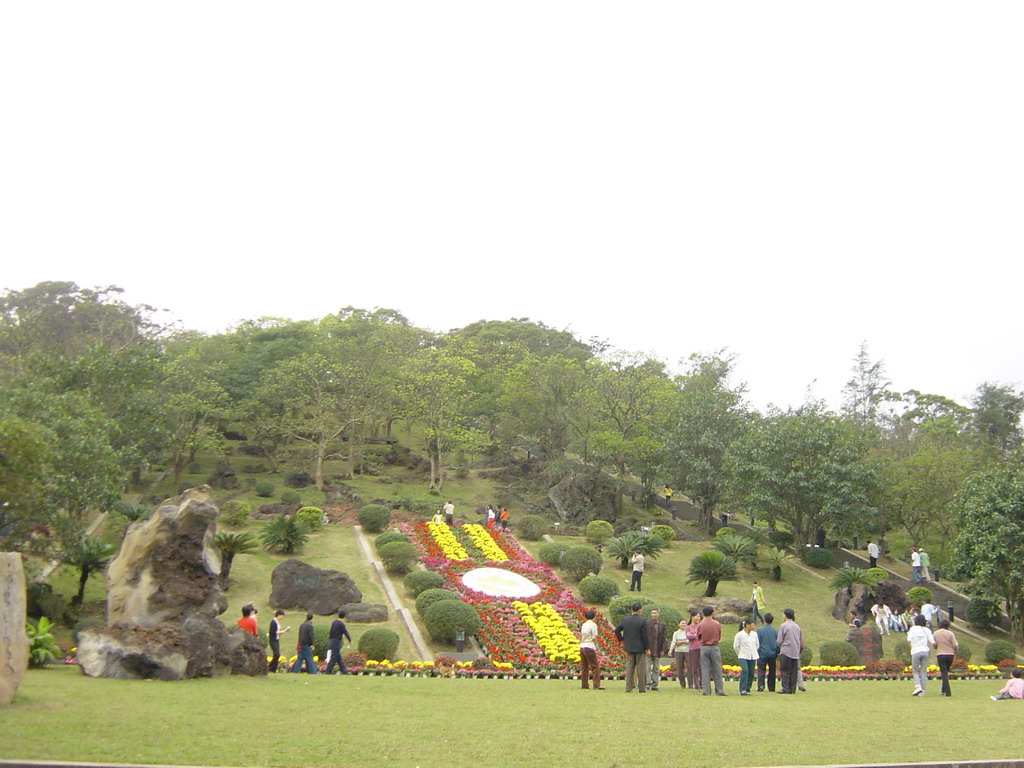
[592,597,806,697]
[431,501,509,530]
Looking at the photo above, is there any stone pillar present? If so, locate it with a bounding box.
[1,553,30,705]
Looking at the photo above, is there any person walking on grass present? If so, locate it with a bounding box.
[697,606,726,696]
[751,581,766,623]
[933,619,958,697]
[629,550,645,592]
[291,613,317,674]
[733,618,759,695]
[268,609,289,672]
[578,609,603,690]
[669,618,690,689]
[614,601,649,693]
[907,614,934,696]
[777,608,802,694]
[324,609,352,675]
[646,608,666,691]
[756,613,779,692]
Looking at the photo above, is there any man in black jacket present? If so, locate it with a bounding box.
[614,601,649,693]
[291,613,318,674]
[324,609,352,674]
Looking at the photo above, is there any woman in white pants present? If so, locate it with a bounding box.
[907,614,935,696]
[871,602,891,636]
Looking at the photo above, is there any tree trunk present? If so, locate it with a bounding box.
[704,579,719,598]
[219,553,234,582]
[315,442,326,491]
[74,568,89,606]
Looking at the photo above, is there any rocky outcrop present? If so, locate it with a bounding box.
[1,553,30,705]
[845,623,884,663]
[269,559,362,614]
[77,487,265,680]
[341,602,388,623]
[687,597,753,627]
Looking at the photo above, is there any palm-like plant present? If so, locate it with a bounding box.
[603,531,664,569]
[260,515,309,554]
[828,567,880,592]
[760,546,796,581]
[61,536,118,606]
[214,531,258,585]
[26,616,61,667]
[712,534,759,569]
[686,550,739,597]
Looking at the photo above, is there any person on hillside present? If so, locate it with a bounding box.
[432,510,443,525]
[921,598,939,628]
[291,613,317,674]
[871,600,892,636]
[324,609,352,675]
[268,609,289,673]
[237,604,258,637]
[907,614,934,696]
[733,618,759,695]
[614,601,649,693]
[777,608,803,695]
[685,610,702,691]
[756,613,779,692]
[645,608,666,691]
[933,619,958,697]
[751,581,767,623]
[486,505,496,529]
[990,668,1024,700]
[443,500,455,526]
[911,547,923,583]
[697,606,726,696]
[578,608,603,690]
[500,507,509,531]
[668,618,690,689]
[919,548,931,582]
[867,539,880,569]
[629,550,645,592]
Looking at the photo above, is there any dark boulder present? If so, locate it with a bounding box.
[269,559,362,615]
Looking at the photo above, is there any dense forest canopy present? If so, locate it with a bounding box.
[2,281,1023,638]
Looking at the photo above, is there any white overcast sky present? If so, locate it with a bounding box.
[2,2,1021,411]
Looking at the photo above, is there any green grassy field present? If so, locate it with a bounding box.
[4,666,1019,768]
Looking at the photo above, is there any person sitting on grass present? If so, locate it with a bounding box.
[990,668,1024,701]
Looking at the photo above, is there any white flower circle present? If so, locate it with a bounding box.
[461,567,540,598]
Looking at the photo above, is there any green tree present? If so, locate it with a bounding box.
[61,536,117,606]
[260,515,309,554]
[947,456,1024,643]
[970,382,1024,453]
[213,532,258,585]
[662,352,748,532]
[0,417,54,548]
[686,550,738,597]
[725,404,877,547]
[841,342,894,426]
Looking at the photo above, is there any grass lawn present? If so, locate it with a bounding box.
[4,666,1019,768]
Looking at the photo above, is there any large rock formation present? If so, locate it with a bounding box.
[77,486,265,680]
[340,602,388,623]
[687,597,753,627]
[845,623,884,663]
[269,559,362,614]
[1,553,30,705]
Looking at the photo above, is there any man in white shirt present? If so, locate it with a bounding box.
[867,540,880,569]
[629,551,645,592]
[443,500,455,526]
[911,548,922,584]
[921,599,939,627]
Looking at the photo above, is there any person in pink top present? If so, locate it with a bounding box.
[990,668,1024,700]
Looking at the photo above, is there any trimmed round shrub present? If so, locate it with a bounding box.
[538,542,564,567]
[517,514,549,541]
[966,597,1002,628]
[985,640,1018,664]
[423,600,481,643]
[719,644,739,666]
[358,628,400,661]
[643,604,682,632]
[768,530,795,548]
[254,479,275,498]
[865,567,889,582]
[649,524,676,545]
[375,530,410,554]
[378,541,418,575]
[954,642,972,662]
[312,624,331,657]
[403,570,445,597]
[907,586,933,607]
[800,646,813,665]
[608,595,656,626]
[280,490,301,505]
[579,574,619,604]
[220,500,252,527]
[715,526,735,538]
[819,641,860,666]
[358,504,391,533]
[801,549,835,569]
[415,588,461,618]
[562,546,603,581]
[892,640,912,664]
[586,520,614,547]
[295,506,324,531]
